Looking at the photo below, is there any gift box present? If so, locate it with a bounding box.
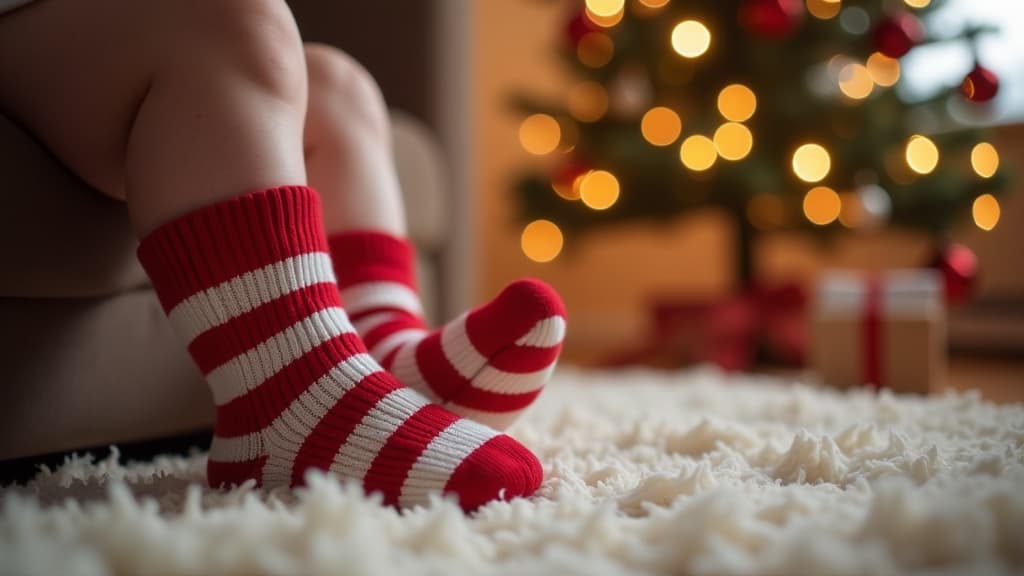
[811,270,946,394]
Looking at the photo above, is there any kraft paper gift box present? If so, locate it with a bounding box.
[811,270,946,394]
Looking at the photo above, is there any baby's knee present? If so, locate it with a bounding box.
[163,0,306,105]
[304,43,389,138]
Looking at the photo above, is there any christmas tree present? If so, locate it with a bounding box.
[514,0,1008,287]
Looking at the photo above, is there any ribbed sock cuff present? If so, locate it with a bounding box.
[327,230,418,291]
[137,185,327,313]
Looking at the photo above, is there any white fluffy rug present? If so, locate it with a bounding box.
[2,367,1023,576]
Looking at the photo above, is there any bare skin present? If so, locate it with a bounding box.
[0,1,407,240]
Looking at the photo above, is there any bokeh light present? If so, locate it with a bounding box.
[904,0,930,7]
[972,193,1000,231]
[905,135,939,174]
[679,135,717,171]
[838,63,873,100]
[577,32,615,68]
[519,114,561,155]
[638,0,670,7]
[866,52,900,87]
[717,84,757,122]
[713,122,753,161]
[521,220,564,262]
[803,186,842,225]
[792,143,831,183]
[971,142,999,178]
[807,0,841,20]
[586,5,625,27]
[579,170,620,210]
[568,82,609,123]
[585,0,624,17]
[640,106,682,146]
[671,20,711,59]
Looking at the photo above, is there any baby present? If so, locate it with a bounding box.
[0,0,565,511]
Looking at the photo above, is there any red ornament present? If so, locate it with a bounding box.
[565,9,598,45]
[961,64,1000,103]
[739,0,804,39]
[871,13,924,58]
[928,243,979,306]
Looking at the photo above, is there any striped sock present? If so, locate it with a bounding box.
[328,231,566,430]
[136,186,541,511]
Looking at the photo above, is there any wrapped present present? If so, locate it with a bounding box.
[812,270,946,394]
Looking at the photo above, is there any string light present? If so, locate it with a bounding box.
[866,52,900,87]
[972,193,1000,231]
[577,32,614,68]
[579,170,620,210]
[838,63,873,100]
[671,20,710,59]
[971,142,999,178]
[905,135,938,174]
[585,0,624,18]
[586,5,625,27]
[792,143,831,183]
[717,84,757,122]
[640,106,682,146]
[679,135,717,171]
[807,0,841,20]
[713,122,753,161]
[803,186,841,225]
[568,82,609,123]
[519,114,561,155]
[521,219,564,262]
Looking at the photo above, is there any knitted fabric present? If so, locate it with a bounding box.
[137,186,541,510]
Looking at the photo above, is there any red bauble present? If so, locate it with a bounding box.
[928,243,979,306]
[739,0,804,39]
[565,9,598,45]
[871,13,924,58]
[961,64,1000,103]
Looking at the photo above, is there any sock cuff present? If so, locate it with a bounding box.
[328,230,418,291]
[138,185,329,312]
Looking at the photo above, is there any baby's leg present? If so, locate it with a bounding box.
[303,45,566,430]
[0,0,541,510]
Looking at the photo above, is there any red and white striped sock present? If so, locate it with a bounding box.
[137,186,541,511]
[329,231,566,430]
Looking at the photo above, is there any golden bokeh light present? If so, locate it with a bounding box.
[838,191,862,228]
[971,142,999,178]
[792,143,831,183]
[904,0,930,7]
[638,0,670,7]
[807,0,841,20]
[579,170,621,210]
[585,0,624,17]
[717,84,757,122]
[905,135,939,174]
[838,63,873,100]
[521,219,564,263]
[972,193,1000,231]
[747,193,786,230]
[803,186,841,225]
[671,20,711,59]
[640,106,682,146]
[577,32,615,68]
[568,81,609,123]
[679,135,717,171]
[519,114,561,155]
[713,122,753,161]
[866,52,901,87]
[586,5,625,27]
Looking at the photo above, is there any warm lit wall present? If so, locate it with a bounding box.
[472,3,1023,365]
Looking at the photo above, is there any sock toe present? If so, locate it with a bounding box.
[465,278,566,358]
[443,434,543,512]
